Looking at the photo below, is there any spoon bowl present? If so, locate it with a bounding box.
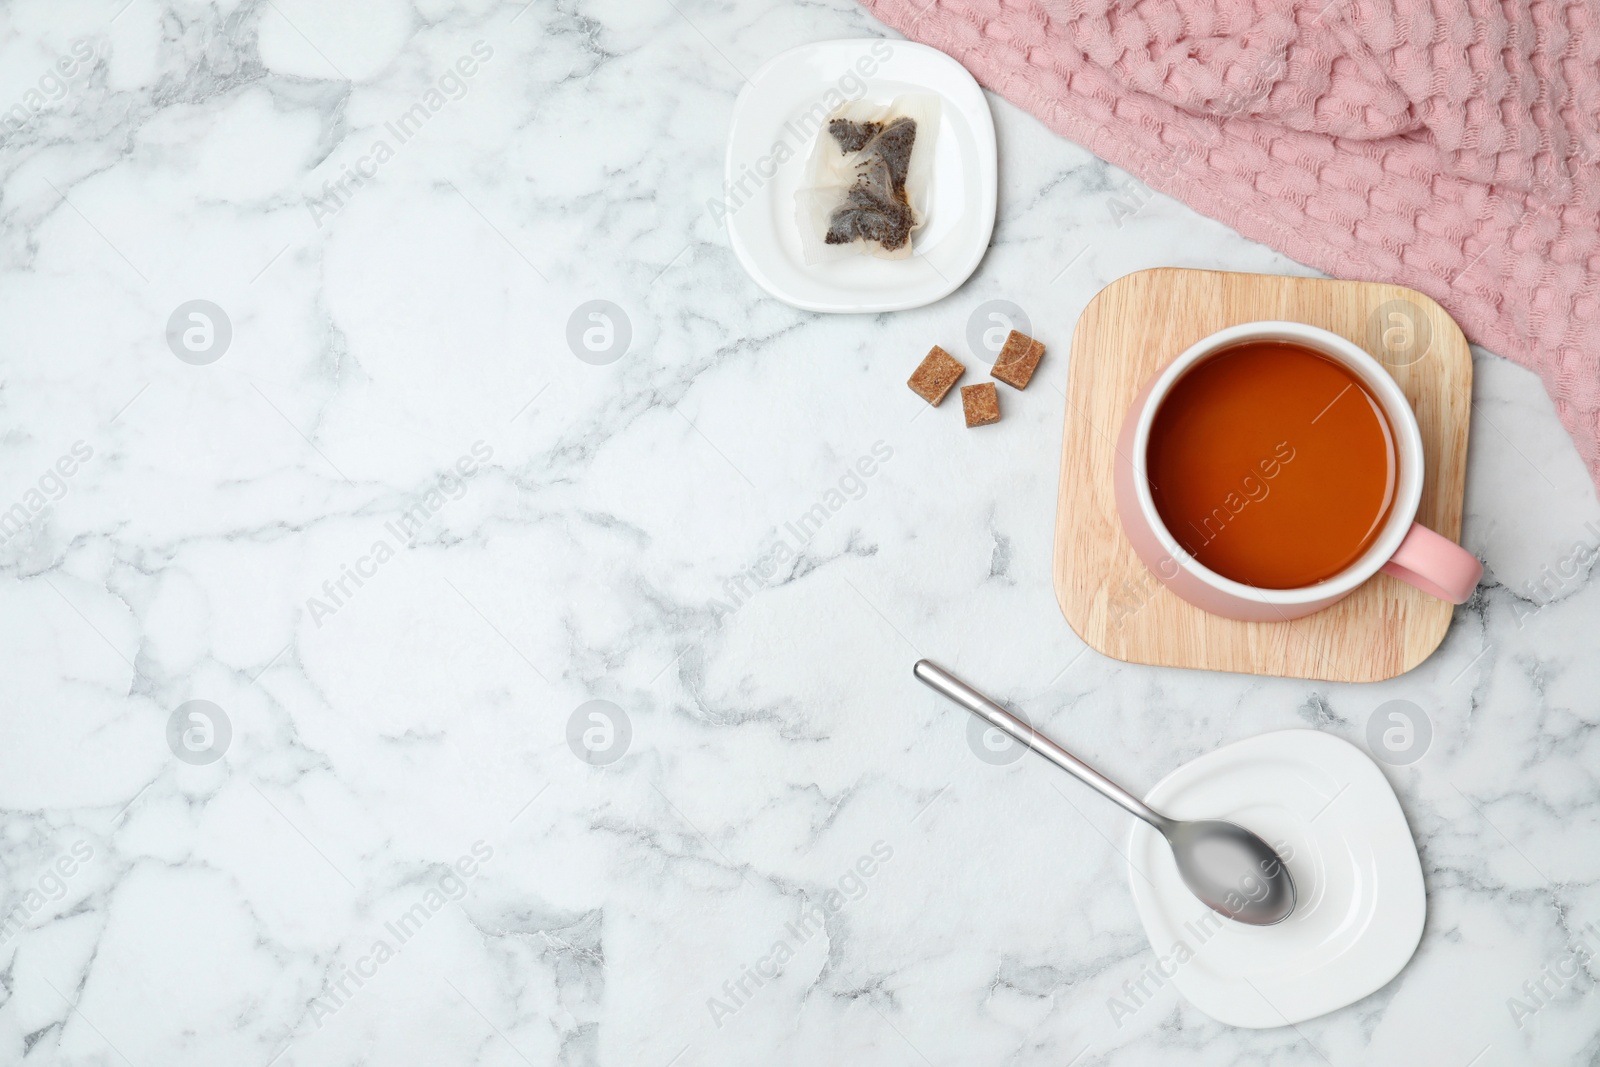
[913,659,1295,926]
[1160,818,1296,926]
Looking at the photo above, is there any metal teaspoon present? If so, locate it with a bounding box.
[914,660,1296,926]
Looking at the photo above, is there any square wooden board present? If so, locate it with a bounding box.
[1052,268,1472,683]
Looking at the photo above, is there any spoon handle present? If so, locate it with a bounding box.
[913,660,1167,830]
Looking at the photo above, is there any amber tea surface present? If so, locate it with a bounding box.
[1146,340,1398,589]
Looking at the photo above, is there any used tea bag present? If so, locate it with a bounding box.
[796,95,939,263]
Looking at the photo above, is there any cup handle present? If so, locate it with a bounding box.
[1379,522,1483,604]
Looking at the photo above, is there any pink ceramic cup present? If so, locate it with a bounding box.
[1112,321,1482,623]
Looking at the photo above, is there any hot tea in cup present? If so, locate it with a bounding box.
[1145,340,1398,590]
[1113,321,1481,622]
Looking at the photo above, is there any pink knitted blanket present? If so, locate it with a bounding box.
[862,0,1600,491]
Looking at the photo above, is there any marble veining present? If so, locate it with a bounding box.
[0,1,1597,1064]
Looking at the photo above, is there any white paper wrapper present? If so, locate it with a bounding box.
[794,94,940,264]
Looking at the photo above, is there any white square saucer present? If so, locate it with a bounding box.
[1126,730,1426,1028]
[722,39,997,313]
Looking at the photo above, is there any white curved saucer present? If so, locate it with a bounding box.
[1126,729,1425,1028]
[722,38,997,313]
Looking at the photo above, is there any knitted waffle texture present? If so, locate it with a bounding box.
[861,0,1600,488]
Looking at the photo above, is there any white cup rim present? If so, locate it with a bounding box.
[1129,321,1424,606]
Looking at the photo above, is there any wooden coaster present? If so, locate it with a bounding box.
[1052,268,1472,683]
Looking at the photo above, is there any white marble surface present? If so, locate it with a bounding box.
[2,1,1598,1065]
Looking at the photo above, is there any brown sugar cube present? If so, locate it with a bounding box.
[907,345,965,406]
[960,382,1000,427]
[991,330,1045,390]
